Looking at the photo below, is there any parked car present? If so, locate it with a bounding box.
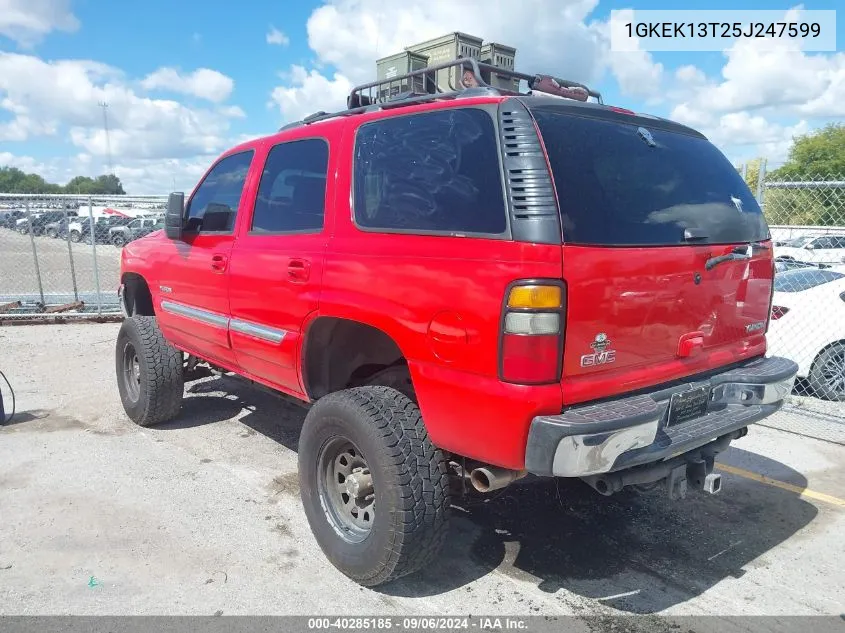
[17,210,77,236]
[109,216,164,247]
[773,234,845,265]
[775,259,818,274]
[44,212,80,239]
[66,215,132,243]
[767,267,845,400]
[0,209,23,229]
[114,58,798,587]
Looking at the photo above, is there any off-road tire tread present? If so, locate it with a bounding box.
[118,316,183,426]
[303,386,450,586]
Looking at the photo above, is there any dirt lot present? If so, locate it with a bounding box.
[1,323,844,619]
[0,228,121,306]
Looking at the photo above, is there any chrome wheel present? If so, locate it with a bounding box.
[819,347,845,397]
[122,342,141,402]
[317,437,375,543]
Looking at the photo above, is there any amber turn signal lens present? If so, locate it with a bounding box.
[507,285,562,309]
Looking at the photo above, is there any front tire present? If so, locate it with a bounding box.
[115,316,184,426]
[112,233,126,247]
[298,386,450,586]
[809,343,845,401]
[70,230,81,243]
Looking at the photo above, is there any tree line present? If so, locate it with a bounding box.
[0,167,126,195]
[739,124,844,227]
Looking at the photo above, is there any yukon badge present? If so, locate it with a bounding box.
[581,333,617,368]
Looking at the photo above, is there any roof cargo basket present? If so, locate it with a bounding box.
[348,57,602,108]
[279,57,602,131]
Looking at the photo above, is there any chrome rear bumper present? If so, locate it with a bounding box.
[524,356,798,478]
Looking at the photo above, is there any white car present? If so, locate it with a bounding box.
[774,234,845,265]
[766,266,845,400]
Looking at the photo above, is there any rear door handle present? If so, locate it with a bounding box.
[211,254,228,273]
[288,258,311,282]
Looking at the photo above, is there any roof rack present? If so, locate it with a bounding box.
[278,57,602,132]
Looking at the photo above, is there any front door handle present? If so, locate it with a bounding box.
[211,254,228,273]
[288,258,311,283]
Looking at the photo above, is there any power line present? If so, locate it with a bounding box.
[97,101,113,175]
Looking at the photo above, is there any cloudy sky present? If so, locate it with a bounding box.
[0,0,842,193]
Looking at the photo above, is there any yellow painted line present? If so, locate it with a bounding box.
[716,462,845,508]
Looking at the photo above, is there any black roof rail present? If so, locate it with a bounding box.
[277,57,603,132]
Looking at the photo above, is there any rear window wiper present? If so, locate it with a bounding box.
[704,242,769,270]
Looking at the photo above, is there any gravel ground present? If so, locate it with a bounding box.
[0,323,844,621]
[0,227,121,306]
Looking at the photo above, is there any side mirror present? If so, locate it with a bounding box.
[165,192,184,240]
[805,243,814,250]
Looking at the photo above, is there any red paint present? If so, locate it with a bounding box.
[120,94,775,471]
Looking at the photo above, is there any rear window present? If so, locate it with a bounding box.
[774,269,845,292]
[532,109,769,246]
[353,108,507,236]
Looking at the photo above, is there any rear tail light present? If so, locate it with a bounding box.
[500,282,565,384]
[770,306,790,320]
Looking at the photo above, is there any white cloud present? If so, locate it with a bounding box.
[266,26,289,46]
[603,10,663,100]
[0,52,238,162]
[141,67,235,103]
[269,65,352,123]
[270,0,615,123]
[0,0,79,46]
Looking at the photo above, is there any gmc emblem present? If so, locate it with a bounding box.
[580,349,617,367]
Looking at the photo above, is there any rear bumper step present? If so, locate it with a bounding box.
[525,356,798,478]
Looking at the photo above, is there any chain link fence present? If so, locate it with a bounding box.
[762,175,845,410]
[0,194,166,321]
[1,178,843,410]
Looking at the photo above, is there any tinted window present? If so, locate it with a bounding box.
[252,139,329,233]
[187,150,254,233]
[532,109,769,246]
[774,269,844,292]
[353,108,506,235]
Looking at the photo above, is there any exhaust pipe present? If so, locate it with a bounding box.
[469,466,526,493]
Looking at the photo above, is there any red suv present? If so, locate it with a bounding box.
[115,59,798,587]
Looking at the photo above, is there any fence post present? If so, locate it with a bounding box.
[26,198,45,306]
[756,158,767,207]
[88,197,102,315]
[64,197,79,302]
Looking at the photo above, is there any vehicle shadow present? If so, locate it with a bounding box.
[386,448,819,613]
[151,373,307,454]
[160,376,819,613]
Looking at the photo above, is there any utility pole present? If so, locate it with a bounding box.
[98,101,113,175]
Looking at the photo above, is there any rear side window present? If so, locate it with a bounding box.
[353,108,507,235]
[532,109,769,246]
[252,138,329,233]
[775,269,845,292]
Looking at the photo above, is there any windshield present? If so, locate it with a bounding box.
[774,269,844,292]
[532,108,770,246]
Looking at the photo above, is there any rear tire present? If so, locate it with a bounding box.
[70,230,81,243]
[362,365,416,402]
[298,386,450,586]
[115,316,184,426]
[809,342,845,401]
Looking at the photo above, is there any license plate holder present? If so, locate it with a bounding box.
[666,386,710,427]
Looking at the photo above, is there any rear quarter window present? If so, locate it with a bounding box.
[353,108,507,236]
[532,109,770,246]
